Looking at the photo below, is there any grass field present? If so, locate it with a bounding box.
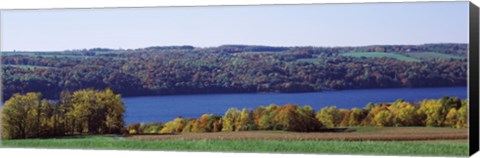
[295,58,321,63]
[2,51,107,59]
[241,51,279,54]
[0,136,467,156]
[4,64,52,69]
[341,52,421,62]
[406,52,466,60]
[0,127,468,156]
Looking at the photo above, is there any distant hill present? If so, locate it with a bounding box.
[2,43,468,100]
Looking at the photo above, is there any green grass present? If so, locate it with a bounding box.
[2,51,60,55]
[5,64,51,69]
[2,51,105,59]
[241,51,279,54]
[341,52,420,62]
[406,52,466,60]
[0,136,467,156]
[295,58,320,63]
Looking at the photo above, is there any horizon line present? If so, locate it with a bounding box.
[1,42,469,52]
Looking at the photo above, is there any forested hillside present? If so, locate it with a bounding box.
[2,43,467,100]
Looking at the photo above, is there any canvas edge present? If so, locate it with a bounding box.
[469,1,480,156]
[0,1,475,157]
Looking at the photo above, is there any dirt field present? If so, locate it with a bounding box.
[128,127,468,142]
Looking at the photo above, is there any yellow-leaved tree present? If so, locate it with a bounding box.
[417,99,447,127]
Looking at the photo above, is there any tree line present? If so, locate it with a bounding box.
[2,44,467,100]
[1,89,125,140]
[1,89,467,140]
[127,96,467,135]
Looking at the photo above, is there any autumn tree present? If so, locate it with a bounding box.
[189,114,222,132]
[221,108,241,132]
[160,117,186,133]
[0,93,63,139]
[67,88,125,134]
[362,104,387,126]
[253,106,265,126]
[140,123,164,134]
[127,123,141,134]
[349,108,366,126]
[100,88,125,133]
[338,109,351,127]
[182,119,197,133]
[257,104,278,130]
[316,106,341,128]
[295,105,323,131]
[417,99,447,127]
[59,90,74,135]
[237,108,256,131]
[440,97,462,110]
[444,108,458,127]
[374,110,394,127]
[389,100,416,126]
[1,93,43,139]
[273,104,321,132]
[455,102,467,128]
[273,104,297,130]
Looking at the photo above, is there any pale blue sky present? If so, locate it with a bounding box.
[0,2,469,51]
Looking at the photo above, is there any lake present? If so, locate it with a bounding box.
[123,87,467,124]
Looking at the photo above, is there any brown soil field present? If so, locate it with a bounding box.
[128,127,468,142]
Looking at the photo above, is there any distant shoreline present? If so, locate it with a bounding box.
[120,86,468,99]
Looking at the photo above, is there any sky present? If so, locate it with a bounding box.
[0,1,470,51]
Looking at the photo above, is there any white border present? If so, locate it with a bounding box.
[0,148,456,158]
[0,0,478,158]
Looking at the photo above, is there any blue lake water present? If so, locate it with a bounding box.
[123,87,467,124]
